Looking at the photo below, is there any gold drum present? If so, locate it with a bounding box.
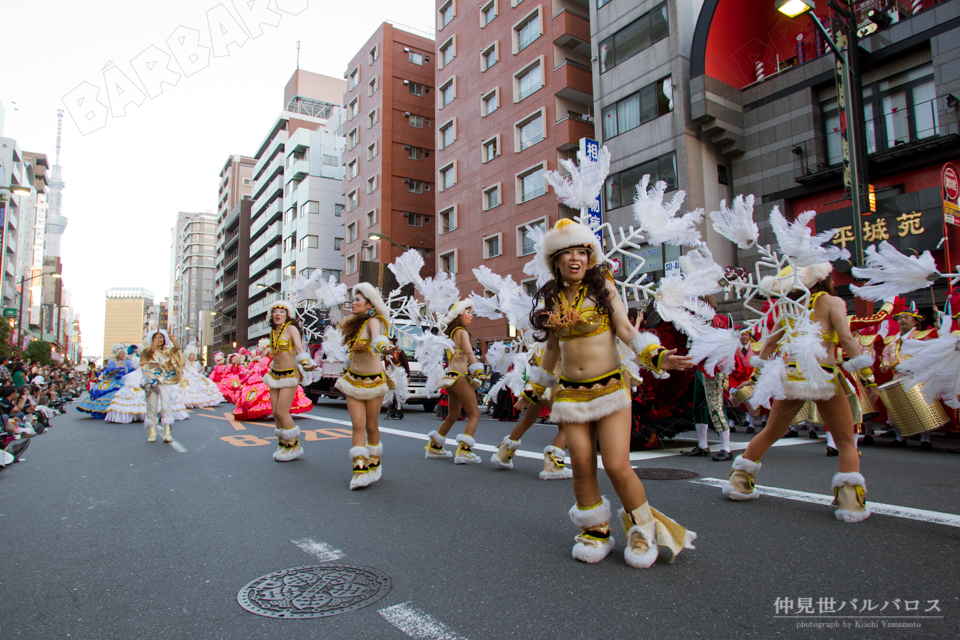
[878,380,949,436]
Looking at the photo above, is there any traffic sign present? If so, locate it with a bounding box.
[2,308,17,318]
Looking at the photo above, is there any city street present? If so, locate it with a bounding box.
[1,400,958,639]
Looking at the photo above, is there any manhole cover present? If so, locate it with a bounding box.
[237,564,392,619]
[634,468,700,480]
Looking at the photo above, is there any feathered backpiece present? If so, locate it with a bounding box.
[320,325,349,363]
[709,195,758,250]
[543,145,611,211]
[770,207,850,267]
[387,249,426,289]
[315,275,350,310]
[749,355,787,410]
[468,266,534,332]
[521,223,552,289]
[384,364,410,408]
[899,332,960,409]
[688,326,742,375]
[415,332,455,395]
[850,241,939,302]
[652,275,718,337]
[632,176,703,248]
[419,271,460,316]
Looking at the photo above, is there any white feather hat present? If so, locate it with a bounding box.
[143,329,171,350]
[353,282,390,321]
[539,219,603,278]
[759,262,833,295]
[267,300,297,320]
[442,299,473,329]
[111,343,127,356]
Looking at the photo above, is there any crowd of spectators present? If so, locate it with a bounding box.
[0,357,86,471]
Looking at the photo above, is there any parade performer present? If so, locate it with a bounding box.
[141,330,186,443]
[517,218,696,567]
[263,301,317,462]
[217,353,245,404]
[178,345,226,408]
[208,352,227,383]
[77,344,137,419]
[681,305,733,461]
[424,300,486,464]
[323,284,397,487]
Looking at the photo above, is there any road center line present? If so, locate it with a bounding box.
[379,603,468,640]
[691,477,960,528]
[291,538,345,562]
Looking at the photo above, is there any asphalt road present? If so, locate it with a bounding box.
[1,398,958,639]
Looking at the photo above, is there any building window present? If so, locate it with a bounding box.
[439,78,456,108]
[347,221,357,242]
[517,165,546,203]
[300,201,319,217]
[482,43,498,71]
[348,128,358,149]
[347,190,358,211]
[515,8,541,53]
[597,0,612,7]
[408,145,425,160]
[365,209,377,227]
[408,213,424,227]
[516,111,544,151]
[368,109,378,127]
[440,250,457,274]
[347,159,358,180]
[348,67,359,89]
[363,243,376,261]
[440,163,457,191]
[322,154,338,166]
[604,152,677,210]
[482,137,499,163]
[482,89,499,116]
[334,203,344,217]
[481,0,497,26]
[439,37,456,68]
[517,218,546,256]
[601,76,673,140]
[409,114,424,128]
[483,234,502,259]
[439,119,456,149]
[483,184,501,210]
[299,235,319,251]
[439,206,457,233]
[409,82,426,97]
[367,142,377,160]
[346,254,357,274]
[334,237,342,250]
[409,50,424,65]
[322,268,341,281]
[516,59,543,101]
[439,0,455,29]
[408,180,424,194]
[599,3,669,73]
[349,98,359,119]
[367,175,378,193]
[369,45,378,64]
[368,76,378,96]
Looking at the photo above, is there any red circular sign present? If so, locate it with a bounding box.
[943,163,960,204]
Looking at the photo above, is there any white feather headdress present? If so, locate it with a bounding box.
[770,207,850,267]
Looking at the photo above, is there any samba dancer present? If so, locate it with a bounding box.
[141,330,186,443]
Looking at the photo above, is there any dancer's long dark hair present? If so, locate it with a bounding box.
[530,264,615,342]
[445,314,467,338]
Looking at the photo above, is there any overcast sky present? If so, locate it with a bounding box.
[2,0,434,357]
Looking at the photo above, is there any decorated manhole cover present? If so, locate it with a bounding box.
[634,468,700,480]
[237,564,392,619]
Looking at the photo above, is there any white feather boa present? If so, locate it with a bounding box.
[850,241,939,302]
[899,333,960,409]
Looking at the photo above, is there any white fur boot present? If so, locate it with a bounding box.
[491,436,521,469]
[722,455,761,501]
[424,430,452,459]
[367,442,383,483]
[273,426,303,462]
[162,424,173,443]
[620,504,658,569]
[454,434,481,464]
[540,446,572,480]
[147,421,157,443]
[832,472,871,522]
[349,445,374,490]
[568,497,615,563]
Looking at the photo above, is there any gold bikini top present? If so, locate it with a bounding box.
[809,292,838,344]
[349,315,389,353]
[548,286,611,341]
[445,327,469,361]
[271,322,294,353]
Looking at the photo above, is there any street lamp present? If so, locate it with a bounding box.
[776,0,868,263]
[367,232,406,250]
[0,184,31,197]
[18,271,60,347]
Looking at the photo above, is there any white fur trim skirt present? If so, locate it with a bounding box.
[783,364,841,401]
[264,367,300,390]
[550,368,632,424]
[335,369,393,400]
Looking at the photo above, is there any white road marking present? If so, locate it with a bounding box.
[692,477,960,528]
[291,538,345,562]
[628,436,815,461]
[170,440,187,453]
[379,603,468,640]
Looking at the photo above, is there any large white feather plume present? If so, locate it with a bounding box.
[770,207,850,267]
[749,355,787,410]
[678,247,724,293]
[384,364,410,407]
[543,145,611,210]
[709,194,759,250]
[315,275,350,309]
[688,327,742,375]
[320,325,349,363]
[484,341,514,374]
[415,332,454,394]
[780,316,830,391]
[468,292,502,320]
[388,249,426,288]
[899,333,960,409]
[418,271,460,316]
[632,176,703,248]
[652,274,717,337]
[521,223,552,289]
[850,241,939,302]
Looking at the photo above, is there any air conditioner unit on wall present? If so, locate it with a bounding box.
[402,212,409,217]
[404,112,411,117]
[403,80,410,84]
[404,47,410,52]
[404,144,411,150]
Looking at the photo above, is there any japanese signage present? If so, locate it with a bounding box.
[819,186,945,257]
[833,30,852,191]
[623,245,663,276]
[579,138,604,246]
[943,162,960,227]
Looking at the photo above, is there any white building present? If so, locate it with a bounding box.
[170,211,217,346]
[0,137,31,310]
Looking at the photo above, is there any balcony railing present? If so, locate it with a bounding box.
[554,112,595,151]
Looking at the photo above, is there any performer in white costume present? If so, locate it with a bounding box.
[178,345,226,408]
[141,330,186,443]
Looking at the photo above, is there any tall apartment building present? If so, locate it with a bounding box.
[247,70,347,344]
[102,287,153,360]
[214,154,255,350]
[170,211,217,346]
[20,152,49,332]
[0,136,30,309]
[690,0,960,315]
[432,0,595,343]
[592,0,735,283]
[341,23,437,289]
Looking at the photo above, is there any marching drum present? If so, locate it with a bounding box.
[877,379,949,436]
[731,385,754,405]
[805,376,863,427]
[851,375,879,420]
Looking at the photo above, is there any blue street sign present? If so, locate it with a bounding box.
[579,138,604,246]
